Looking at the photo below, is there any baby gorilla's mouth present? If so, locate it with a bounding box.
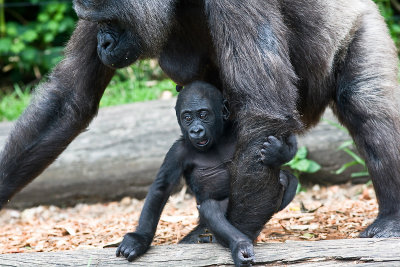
[197,139,209,146]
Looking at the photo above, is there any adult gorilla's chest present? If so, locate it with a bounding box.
[159,35,219,86]
[158,3,218,87]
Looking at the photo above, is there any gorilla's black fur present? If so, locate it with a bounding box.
[0,0,399,253]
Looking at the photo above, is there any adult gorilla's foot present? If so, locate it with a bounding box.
[360,214,400,238]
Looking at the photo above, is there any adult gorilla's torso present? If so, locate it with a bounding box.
[159,0,370,127]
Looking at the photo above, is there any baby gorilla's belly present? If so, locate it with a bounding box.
[189,162,231,203]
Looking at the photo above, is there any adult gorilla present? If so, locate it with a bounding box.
[0,0,399,242]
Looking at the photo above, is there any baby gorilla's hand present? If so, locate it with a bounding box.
[231,240,255,267]
[259,134,297,167]
[116,232,151,262]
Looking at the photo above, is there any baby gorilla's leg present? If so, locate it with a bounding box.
[198,199,255,267]
[277,170,298,211]
[179,223,217,244]
[180,199,229,244]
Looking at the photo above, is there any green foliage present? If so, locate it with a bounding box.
[284,147,321,193]
[322,118,370,179]
[0,84,31,121]
[335,141,369,178]
[285,147,321,177]
[374,0,400,53]
[0,60,177,121]
[100,60,176,107]
[0,1,76,84]
[100,79,177,108]
[0,0,5,37]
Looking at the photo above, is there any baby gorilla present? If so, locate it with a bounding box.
[116,81,298,266]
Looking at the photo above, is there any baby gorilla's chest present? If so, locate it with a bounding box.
[187,156,232,203]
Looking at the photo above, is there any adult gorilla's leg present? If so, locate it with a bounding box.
[334,10,400,237]
[0,20,115,208]
[227,136,293,240]
[204,0,302,240]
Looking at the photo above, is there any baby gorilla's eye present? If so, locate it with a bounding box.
[184,114,192,122]
[199,111,208,120]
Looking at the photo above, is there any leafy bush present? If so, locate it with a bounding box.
[284,147,321,193]
[0,1,76,85]
[285,147,321,177]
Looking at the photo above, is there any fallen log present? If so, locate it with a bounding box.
[1,238,399,266]
[0,99,365,208]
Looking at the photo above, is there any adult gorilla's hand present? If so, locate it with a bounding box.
[116,232,151,261]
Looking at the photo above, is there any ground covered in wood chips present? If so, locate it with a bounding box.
[0,183,377,254]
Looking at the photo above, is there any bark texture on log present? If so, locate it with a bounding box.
[1,99,180,208]
[0,99,365,208]
[0,238,399,266]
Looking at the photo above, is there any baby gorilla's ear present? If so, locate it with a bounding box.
[222,99,230,120]
[176,85,184,92]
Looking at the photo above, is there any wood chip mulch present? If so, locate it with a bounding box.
[0,183,378,254]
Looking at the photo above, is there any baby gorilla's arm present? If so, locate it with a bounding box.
[258,134,298,211]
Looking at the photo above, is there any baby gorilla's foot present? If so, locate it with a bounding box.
[179,224,217,244]
[260,134,297,167]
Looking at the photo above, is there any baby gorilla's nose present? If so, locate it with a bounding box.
[189,125,205,139]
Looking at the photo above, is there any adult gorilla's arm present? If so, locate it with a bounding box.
[204,1,302,240]
[0,20,115,208]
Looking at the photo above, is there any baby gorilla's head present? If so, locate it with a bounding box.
[175,81,229,151]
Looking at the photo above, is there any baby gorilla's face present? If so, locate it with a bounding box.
[179,96,223,152]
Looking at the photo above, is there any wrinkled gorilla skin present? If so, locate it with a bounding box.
[116,81,298,266]
[0,0,399,253]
